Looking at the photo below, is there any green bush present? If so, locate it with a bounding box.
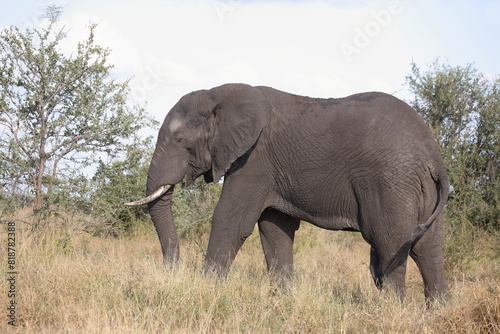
[172,177,222,241]
[406,60,500,232]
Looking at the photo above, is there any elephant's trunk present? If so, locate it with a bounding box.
[147,186,180,267]
[124,183,179,266]
[125,141,187,267]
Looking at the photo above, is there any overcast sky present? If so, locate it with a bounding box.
[2,0,499,122]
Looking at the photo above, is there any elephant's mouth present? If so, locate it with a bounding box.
[124,185,171,206]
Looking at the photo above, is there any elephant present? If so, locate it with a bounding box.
[126,83,450,304]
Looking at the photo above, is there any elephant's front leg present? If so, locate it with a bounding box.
[258,209,300,288]
[203,180,267,276]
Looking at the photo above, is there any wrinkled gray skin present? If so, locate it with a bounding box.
[136,83,449,305]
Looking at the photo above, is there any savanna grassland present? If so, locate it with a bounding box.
[1,209,499,333]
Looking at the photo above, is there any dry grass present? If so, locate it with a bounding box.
[1,218,499,333]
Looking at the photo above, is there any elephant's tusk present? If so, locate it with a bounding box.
[124,185,171,206]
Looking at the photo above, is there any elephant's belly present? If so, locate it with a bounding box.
[271,196,360,231]
[312,215,360,231]
[269,170,360,230]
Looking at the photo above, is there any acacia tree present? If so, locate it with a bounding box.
[0,7,152,222]
[406,60,500,231]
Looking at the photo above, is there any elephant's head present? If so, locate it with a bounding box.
[125,84,272,265]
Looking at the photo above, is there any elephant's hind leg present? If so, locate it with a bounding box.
[258,209,300,287]
[409,213,449,307]
[358,183,419,300]
[369,240,411,301]
[370,246,383,289]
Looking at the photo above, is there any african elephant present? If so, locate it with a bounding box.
[126,83,449,304]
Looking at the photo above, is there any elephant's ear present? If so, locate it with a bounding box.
[209,84,272,182]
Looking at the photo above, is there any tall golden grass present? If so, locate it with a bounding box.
[1,215,499,333]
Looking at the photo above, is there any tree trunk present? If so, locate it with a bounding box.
[33,160,45,215]
[35,103,47,219]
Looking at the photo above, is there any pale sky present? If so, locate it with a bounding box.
[2,0,499,122]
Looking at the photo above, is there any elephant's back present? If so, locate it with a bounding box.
[261,87,443,174]
[329,92,440,158]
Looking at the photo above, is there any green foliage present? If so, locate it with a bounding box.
[172,178,222,240]
[85,136,156,236]
[406,60,500,232]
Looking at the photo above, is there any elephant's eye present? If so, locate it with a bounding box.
[171,131,184,143]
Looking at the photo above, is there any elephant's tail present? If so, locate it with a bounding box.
[407,166,449,242]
